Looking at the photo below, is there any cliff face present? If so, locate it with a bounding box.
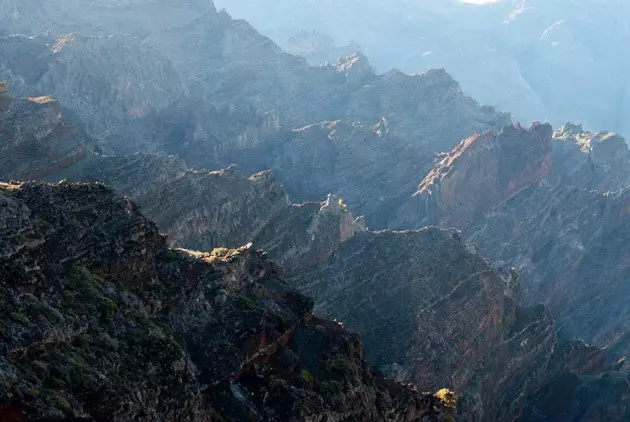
[0,90,86,180]
[289,227,556,421]
[222,120,434,227]
[552,123,630,191]
[0,181,455,421]
[0,34,185,140]
[0,1,509,154]
[390,122,630,358]
[253,194,367,272]
[393,123,553,229]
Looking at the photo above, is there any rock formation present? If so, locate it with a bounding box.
[0,181,455,421]
[215,0,630,136]
[287,30,365,66]
[289,227,556,420]
[0,89,87,181]
[552,123,630,191]
[0,33,185,140]
[0,2,509,154]
[391,122,630,358]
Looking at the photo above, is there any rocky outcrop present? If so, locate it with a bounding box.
[220,120,435,227]
[136,166,291,251]
[253,194,367,272]
[0,1,509,153]
[285,226,630,421]
[287,31,364,66]
[0,88,86,180]
[388,121,630,358]
[552,123,630,191]
[0,33,185,140]
[289,227,556,421]
[467,183,630,354]
[0,181,455,421]
[393,123,553,229]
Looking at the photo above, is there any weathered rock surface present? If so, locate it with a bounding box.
[284,226,630,421]
[223,120,434,227]
[0,181,455,421]
[253,194,367,272]
[552,123,630,191]
[0,1,509,153]
[287,30,364,66]
[0,89,87,180]
[393,123,553,230]
[289,227,556,421]
[520,341,630,422]
[390,122,630,358]
[0,33,185,139]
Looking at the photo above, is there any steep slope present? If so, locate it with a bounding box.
[290,227,556,421]
[253,194,367,272]
[0,33,184,140]
[0,1,510,153]
[0,86,87,180]
[391,122,630,356]
[552,123,630,191]
[0,181,455,421]
[392,123,553,229]
[221,119,435,226]
[216,0,630,136]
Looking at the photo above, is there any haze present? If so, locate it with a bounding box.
[215,0,630,136]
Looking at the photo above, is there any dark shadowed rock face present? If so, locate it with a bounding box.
[520,341,630,422]
[289,227,556,421]
[468,184,630,353]
[0,90,86,181]
[0,181,455,421]
[285,226,630,421]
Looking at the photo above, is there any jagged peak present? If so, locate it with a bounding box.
[334,52,374,77]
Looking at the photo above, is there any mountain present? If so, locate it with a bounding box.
[0,1,509,152]
[0,34,184,140]
[215,0,630,137]
[286,226,630,421]
[391,122,630,357]
[287,30,365,66]
[0,87,87,181]
[0,180,455,421]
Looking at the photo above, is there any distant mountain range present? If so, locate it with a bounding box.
[216,0,630,136]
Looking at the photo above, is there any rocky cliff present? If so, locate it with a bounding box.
[221,120,434,227]
[390,122,630,358]
[0,33,184,141]
[289,227,556,421]
[0,181,455,421]
[0,88,87,181]
[393,123,553,229]
[216,0,630,137]
[0,1,509,154]
[285,226,630,421]
[552,123,630,191]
